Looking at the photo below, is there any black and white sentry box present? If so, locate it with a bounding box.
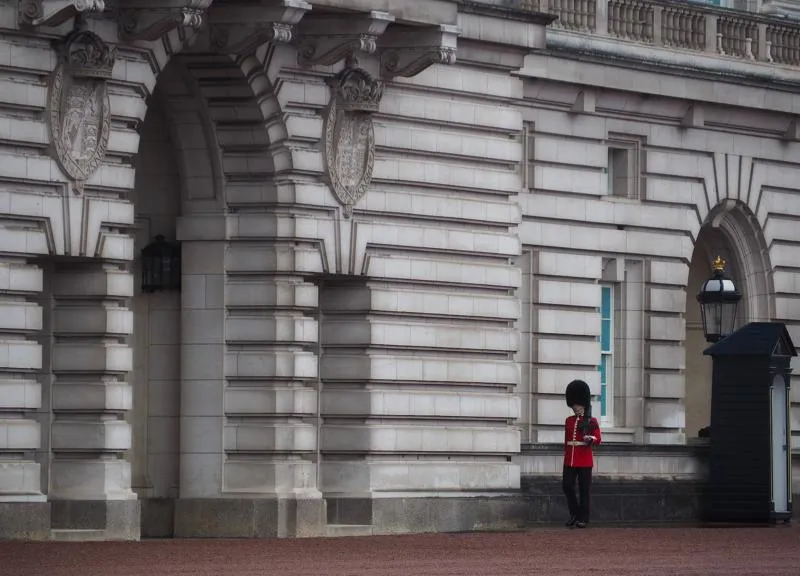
[704,322,796,524]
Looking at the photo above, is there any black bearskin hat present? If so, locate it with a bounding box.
[565,379,591,409]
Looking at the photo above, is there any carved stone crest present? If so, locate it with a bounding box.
[323,59,383,217]
[47,29,115,194]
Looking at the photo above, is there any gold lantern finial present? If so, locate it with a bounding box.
[712,256,725,273]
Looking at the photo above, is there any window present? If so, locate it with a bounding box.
[598,284,614,420]
[523,121,535,189]
[606,134,645,199]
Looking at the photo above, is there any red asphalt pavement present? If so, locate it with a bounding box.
[2,525,799,576]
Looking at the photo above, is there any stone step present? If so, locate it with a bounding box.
[325,524,374,538]
[50,529,107,542]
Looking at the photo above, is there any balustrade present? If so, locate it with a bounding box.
[608,0,654,43]
[528,0,800,67]
[536,0,597,32]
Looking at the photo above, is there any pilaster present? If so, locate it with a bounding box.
[174,216,325,538]
[0,260,48,540]
[319,280,521,526]
[644,260,688,445]
[48,264,138,540]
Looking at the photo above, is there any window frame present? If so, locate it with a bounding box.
[599,283,615,423]
[606,133,646,200]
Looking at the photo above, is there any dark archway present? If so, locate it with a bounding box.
[684,200,774,438]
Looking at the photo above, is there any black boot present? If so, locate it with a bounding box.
[566,515,577,528]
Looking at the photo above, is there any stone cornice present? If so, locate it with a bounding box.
[294,10,395,68]
[292,10,461,79]
[18,0,105,29]
[379,24,459,79]
[522,442,711,455]
[457,0,557,25]
[117,0,212,42]
[205,0,311,55]
[522,29,800,96]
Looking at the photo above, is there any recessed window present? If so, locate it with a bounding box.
[524,121,535,189]
[606,134,645,200]
[599,284,614,420]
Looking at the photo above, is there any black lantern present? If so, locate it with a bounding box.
[140,235,181,293]
[696,256,741,343]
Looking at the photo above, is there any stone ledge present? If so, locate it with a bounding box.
[371,495,528,534]
[521,442,711,455]
[523,476,706,524]
[544,30,800,91]
[523,477,800,524]
[459,1,558,25]
[328,494,529,535]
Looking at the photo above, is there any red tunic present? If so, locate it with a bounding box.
[563,415,602,468]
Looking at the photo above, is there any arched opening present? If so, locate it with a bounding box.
[684,201,773,439]
[126,45,299,536]
[129,60,187,516]
[128,53,225,536]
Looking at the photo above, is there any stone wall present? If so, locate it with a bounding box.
[0,0,544,539]
[1,0,799,541]
[520,446,800,524]
[516,50,800,451]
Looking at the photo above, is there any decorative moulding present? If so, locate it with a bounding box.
[47,28,116,195]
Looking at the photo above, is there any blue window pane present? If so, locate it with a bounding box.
[600,286,612,352]
[598,286,613,418]
[601,286,612,319]
[601,383,606,416]
[598,355,609,416]
[601,319,611,352]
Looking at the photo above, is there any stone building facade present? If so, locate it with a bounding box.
[0,0,798,540]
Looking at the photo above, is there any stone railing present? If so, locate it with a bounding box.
[522,0,800,66]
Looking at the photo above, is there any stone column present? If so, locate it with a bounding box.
[517,251,535,443]
[643,260,687,445]
[0,260,48,539]
[175,239,226,519]
[174,227,325,538]
[49,263,138,540]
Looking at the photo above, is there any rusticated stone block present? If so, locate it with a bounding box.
[173,497,325,538]
[50,499,140,540]
[0,502,50,540]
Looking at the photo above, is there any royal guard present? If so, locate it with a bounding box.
[563,379,601,529]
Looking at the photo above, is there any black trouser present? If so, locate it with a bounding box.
[562,466,593,522]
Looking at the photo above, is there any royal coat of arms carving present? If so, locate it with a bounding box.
[323,59,383,217]
[47,29,115,195]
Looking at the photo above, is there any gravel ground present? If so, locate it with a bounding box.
[2,525,798,576]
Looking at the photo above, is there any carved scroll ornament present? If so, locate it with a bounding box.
[207,0,310,55]
[295,11,394,68]
[379,24,459,79]
[18,0,105,29]
[118,0,212,42]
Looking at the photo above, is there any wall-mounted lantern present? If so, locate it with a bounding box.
[697,256,741,343]
[140,235,181,293]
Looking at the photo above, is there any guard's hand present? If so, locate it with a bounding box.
[584,435,596,445]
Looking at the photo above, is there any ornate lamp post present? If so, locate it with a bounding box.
[140,235,181,293]
[696,256,741,344]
